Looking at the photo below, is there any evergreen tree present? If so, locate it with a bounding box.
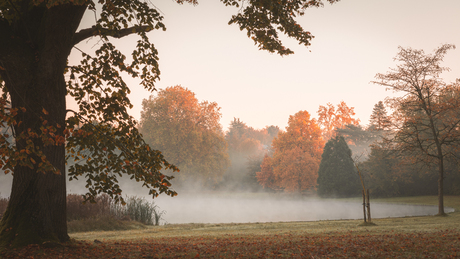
[368,101,391,131]
[317,136,361,197]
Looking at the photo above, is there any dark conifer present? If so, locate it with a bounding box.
[317,136,361,197]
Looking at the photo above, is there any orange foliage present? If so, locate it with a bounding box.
[256,111,324,192]
[139,85,229,186]
[256,155,276,190]
[317,103,335,141]
[273,147,319,192]
[317,101,360,141]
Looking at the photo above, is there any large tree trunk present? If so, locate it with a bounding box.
[0,66,69,247]
[0,4,86,248]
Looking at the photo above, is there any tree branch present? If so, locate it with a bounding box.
[72,25,152,46]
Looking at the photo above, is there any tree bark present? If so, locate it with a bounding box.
[0,3,86,248]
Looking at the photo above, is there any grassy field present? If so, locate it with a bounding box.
[2,195,460,258]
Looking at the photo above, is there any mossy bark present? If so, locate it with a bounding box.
[0,3,86,249]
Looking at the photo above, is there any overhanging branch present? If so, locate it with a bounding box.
[72,25,152,46]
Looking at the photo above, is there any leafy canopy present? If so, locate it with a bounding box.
[317,101,360,141]
[139,86,229,186]
[373,44,460,164]
[373,44,460,214]
[257,110,324,192]
[0,0,340,202]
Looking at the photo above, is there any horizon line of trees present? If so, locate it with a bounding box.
[136,45,460,207]
[3,71,449,199]
[136,85,368,191]
[133,82,460,201]
[2,76,458,200]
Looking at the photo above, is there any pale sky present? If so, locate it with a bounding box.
[71,0,460,132]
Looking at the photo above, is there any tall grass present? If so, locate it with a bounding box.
[67,194,165,225]
[0,193,165,228]
[110,196,165,226]
[66,194,165,232]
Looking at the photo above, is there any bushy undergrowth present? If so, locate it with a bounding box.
[0,193,165,232]
[67,194,164,231]
[67,194,112,221]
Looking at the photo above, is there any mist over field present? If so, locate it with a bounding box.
[0,173,454,224]
[114,179,453,224]
[149,192,452,224]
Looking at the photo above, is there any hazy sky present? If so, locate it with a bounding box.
[71,0,460,131]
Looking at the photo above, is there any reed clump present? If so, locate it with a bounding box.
[66,194,165,233]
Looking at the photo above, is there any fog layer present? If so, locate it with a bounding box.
[152,193,454,224]
[1,175,454,224]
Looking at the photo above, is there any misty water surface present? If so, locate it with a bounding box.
[152,193,455,224]
[1,176,454,225]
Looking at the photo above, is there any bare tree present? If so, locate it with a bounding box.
[373,44,460,215]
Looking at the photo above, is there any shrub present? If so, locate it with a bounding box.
[317,136,361,198]
[67,193,112,221]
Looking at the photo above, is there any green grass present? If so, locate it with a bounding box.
[69,195,459,240]
[2,196,459,258]
[67,216,148,233]
[373,195,459,208]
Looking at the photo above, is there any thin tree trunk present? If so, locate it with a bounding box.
[438,156,445,215]
[362,190,366,223]
[366,189,371,222]
[422,95,446,216]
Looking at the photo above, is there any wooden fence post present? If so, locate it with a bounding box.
[366,189,371,222]
[362,189,367,223]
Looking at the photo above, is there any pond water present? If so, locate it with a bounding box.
[152,194,455,224]
[1,176,454,225]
